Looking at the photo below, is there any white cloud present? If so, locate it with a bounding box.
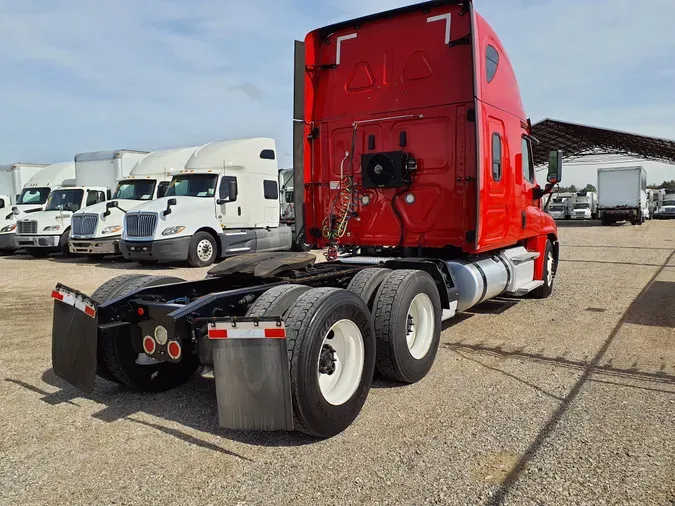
[0,0,674,177]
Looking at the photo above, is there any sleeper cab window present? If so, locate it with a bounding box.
[521,138,534,182]
[263,180,279,200]
[486,45,499,83]
[492,133,502,181]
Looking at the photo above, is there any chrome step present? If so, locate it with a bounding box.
[508,280,545,296]
[509,252,540,264]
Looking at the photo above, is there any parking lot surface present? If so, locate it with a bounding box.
[1,221,674,506]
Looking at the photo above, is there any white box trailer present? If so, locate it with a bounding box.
[69,146,198,258]
[0,162,76,254]
[597,166,648,226]
[0,163,48,206]
[15,150,148,257]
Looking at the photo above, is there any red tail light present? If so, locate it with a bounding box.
[142,336,156,355]
[167,341,181,360]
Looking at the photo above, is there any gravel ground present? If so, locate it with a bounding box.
[0,221,674,506]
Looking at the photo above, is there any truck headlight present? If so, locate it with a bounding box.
[0,224,16,233]
[102,225,122,235]
[162,226,186,236]
[43,225,61,232]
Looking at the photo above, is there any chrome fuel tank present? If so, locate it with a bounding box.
[447,255,509,312]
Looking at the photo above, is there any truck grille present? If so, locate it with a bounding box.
[71,214,99,237]
[125,213,158,238]
[17,221,37,235]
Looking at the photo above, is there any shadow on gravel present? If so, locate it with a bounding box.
[6,368,317,453]
[477,249,675,506]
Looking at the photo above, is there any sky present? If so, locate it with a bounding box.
[1,0,674,188]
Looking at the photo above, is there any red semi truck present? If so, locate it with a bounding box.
[50,0,562,438]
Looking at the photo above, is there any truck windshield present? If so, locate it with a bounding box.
[574,203,590,209]
[664,198,675,206]
[113,180,157,201]
[17,187,50,205]
[45,189,84,212]
[550,206,565,212]
[165,175,217,198]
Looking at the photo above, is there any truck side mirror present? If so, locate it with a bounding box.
[227,180,238,201]
[103,200,118,217]
[164,198,177,216]
[547,150,563,185]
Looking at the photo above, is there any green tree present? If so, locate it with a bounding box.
[583,184,597,192]
[658,180,675,192]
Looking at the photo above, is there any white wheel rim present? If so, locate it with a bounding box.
[546,251,554,285]
[406,293,435,360]
[317,319,365,406]
[196,239,213,262]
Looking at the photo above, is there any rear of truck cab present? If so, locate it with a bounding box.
[301,0,556,257]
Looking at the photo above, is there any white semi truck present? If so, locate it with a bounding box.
[598,166,648,226]
[657,192,675,220]
[0,163,48,206]
[15,150,147,257]
[121,138,293,267]
[0,162,76,254]
[548,192,575,220]
[69,147,197,260]
[572,191,598,220]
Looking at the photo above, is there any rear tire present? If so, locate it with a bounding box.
[91,275,151,383]
[188,232,217,267]
[284,288,376,438]
[93,275,199,391]
[372,270,442,384]
[531,240,555,299]
[246,284,312,317]
[347,268,392,310]
[26,248,50,258]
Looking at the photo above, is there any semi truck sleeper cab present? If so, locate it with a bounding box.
[50,0,562,439]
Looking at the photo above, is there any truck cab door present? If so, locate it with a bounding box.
[217,175,245,229]
[519,137,539,232]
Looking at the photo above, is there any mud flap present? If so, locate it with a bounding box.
[51,288,99,394]
[205,318,294,432]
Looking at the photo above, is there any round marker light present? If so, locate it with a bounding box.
[154,325,168,346]
[405,193,416,205]
[361,195,371,206]
[137,307,145,316]
[142,336,156,355]
[167,341,182,360]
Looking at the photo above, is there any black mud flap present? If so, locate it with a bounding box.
[51,297,99,394]
[202,317,294,432]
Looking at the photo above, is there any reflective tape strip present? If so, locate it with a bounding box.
[52,289,96,318]
[208,323,286,340]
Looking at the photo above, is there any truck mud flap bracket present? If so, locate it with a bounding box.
[201,317,294,432]
[51,285,99,394]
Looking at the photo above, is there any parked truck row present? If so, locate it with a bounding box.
[546,166,652,225]
[3,144,305,265]
[49,1,565,439]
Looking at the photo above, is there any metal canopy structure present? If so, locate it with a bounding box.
[531,118,675,168]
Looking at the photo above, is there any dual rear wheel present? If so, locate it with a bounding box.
[245,269,442,438]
